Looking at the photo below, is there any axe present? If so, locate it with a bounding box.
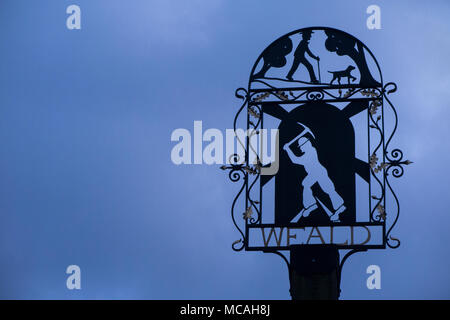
[262,102,314,142]
[285,126,316,149]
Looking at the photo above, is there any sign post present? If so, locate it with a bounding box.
[221,27,410,299]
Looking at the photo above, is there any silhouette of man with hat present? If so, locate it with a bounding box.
[287,30,320,83]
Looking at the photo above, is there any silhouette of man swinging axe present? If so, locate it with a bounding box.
[261,103,346,223]
[283,128,346,222]
[286,30,320,83]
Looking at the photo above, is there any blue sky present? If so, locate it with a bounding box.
[0,0,449,299]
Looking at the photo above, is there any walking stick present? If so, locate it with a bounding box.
[317,59,321,83]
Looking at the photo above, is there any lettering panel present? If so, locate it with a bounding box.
[247,223,384,250]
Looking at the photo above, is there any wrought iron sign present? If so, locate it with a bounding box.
[221,27,410,257]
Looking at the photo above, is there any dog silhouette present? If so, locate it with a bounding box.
[328,65,356,85]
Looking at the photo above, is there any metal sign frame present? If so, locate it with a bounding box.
[221,27,409,255]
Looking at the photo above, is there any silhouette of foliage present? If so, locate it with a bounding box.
[325,30,380,86]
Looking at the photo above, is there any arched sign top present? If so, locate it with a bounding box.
[248,27,383,89]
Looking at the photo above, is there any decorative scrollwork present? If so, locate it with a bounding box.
[232,239,245,251]
[368,105,385,222]
[366,82,410,242]
[221,154,245,182]
[306,90,324,101]
[221,89,248,252]
[385,149,412,178]
[380,82,411,249]
[228,168,244,182]
[235,87,248,100]
[221,86,263,250]
[387,235,400,249]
